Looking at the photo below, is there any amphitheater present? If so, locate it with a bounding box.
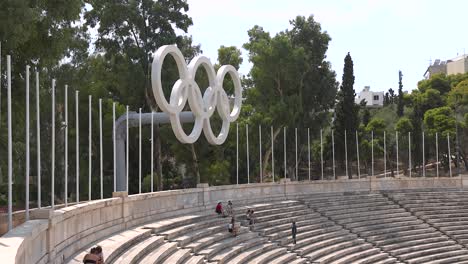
[3,177,468,264]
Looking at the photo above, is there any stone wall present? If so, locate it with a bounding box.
[0,177,464,264]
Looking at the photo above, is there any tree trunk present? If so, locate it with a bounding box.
[190,144,201,185]
[262,127,282,181]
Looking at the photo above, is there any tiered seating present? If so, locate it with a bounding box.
[250,198,394,264]
[303,192,468,264]
[387,190,468,263]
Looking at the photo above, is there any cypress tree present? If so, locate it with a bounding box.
[335,52,359,179]
[397,70,404,116]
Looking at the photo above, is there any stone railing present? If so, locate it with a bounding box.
[0,177,465,264]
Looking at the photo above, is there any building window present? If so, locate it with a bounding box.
[373,95,379,100]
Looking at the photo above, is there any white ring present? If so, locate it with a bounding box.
[151,45,243,145]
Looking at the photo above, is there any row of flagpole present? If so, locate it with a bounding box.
[1,52,460,232]
[234,124,456,182]
[3,54,168,232]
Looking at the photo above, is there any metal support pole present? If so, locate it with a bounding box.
[308,128,311,181]
[99,99,103,199]
[236,123,238,185]
[271,126,274,183]
[36,72,41,208]
[51,79,56,208]
[320,129,324,180]
[422,131,425,177]
[139,108,142,193]
[126,106,129,192]
[284,127,287,180]
[371,130,374,177]
[88,95,92,201]
[356,130,360,179]
[75,91,79,203]
[113,102,116,192]
[396,131,399,177]
[409,132,412,178]
[64,85,68,206]
[295,128,298,180]
[332,129,335,180]
[436,132,439,178]
[384,131,386,178]
[448,134,452,177]
[7,55,12,230]
[25,66,30,219]
[259,125,262,183]
[151,111,154,192]
[246,124,250,184]
[344,130,348,178]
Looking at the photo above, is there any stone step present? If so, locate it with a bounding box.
[246,247,287,264]
[424,254,468,264]
[224,243,277,264]
[307,200,393,211]
[233,201,302,215]
[285,258,308,264]
[173,224,226,247]
[276,225,343,246]
[325,208,405,220]
[144,214,212,234]
[391,240,458,256]
[161,218,229,240]
[138,241,178,263]
[290,229,354,251]
[198,232,258,259]
[349,219,424,233]
[305,195,388,204]
[67,228,151,264]
[380,236,448,252]
[358,223,431,237]
[262,219,333,238]
[267,252,299,264]
[319,204,401,216]
[312,243,373,263]
[398,245,463,261]
[344,215,417,229]
[243,204,309,218]
[113,235,165,264]
[302,239,364,261]
[435,221,468,229]
[294,234,360,256]
[327,247,387,264]
[406,249,468,264]
[254,209,312,223]
[252,214,313,230]
[369,228,439,244]
[208,237,267,264]
[352,253,396,264]
[161,247,192,264]
[425,215,468,222]
[335,212,411,225]
[184,254,206,264]
[185,227,249,253]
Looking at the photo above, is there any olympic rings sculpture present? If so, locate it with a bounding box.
[151,45,243,145]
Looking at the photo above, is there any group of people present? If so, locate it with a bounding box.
[82,246,104,264]
[215,201,297,242]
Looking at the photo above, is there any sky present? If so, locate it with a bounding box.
[185,0,468,93]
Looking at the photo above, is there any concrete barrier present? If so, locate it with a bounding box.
[0,177,465,264]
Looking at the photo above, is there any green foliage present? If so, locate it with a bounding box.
[396,117,414,135]
[418,74,451,95]
[424,106,456,137]
[448,80,468,107]
[397,70,404,117]
[366,118,386,135]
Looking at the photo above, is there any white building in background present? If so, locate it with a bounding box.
[424,54,468,79]
[355,86,384,107]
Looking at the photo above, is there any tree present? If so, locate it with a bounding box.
[384,92,390,106]
[334,53,359,178]
[243,15,338,181]
[388,88,395,104]
[397,70,404,117]
[85,0,200,191]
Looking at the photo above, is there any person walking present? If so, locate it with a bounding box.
[226,200,233,216]
[292,221,297,244]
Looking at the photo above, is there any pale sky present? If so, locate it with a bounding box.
[185,0,468,93]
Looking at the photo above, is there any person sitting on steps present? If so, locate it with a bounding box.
[228,217,238,237]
